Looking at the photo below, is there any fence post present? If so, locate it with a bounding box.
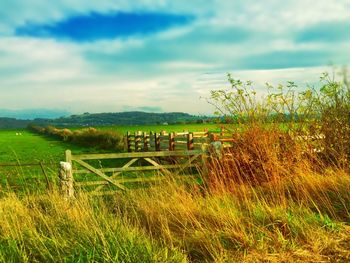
[126,131,131,152]
[209,133,218,143]
[155,132,161,151]
[59,161,74,199]
[135,131,142,152]
[65,150,72,165]
[39,161,52,191]
[169,132,175,151]
[143,132,150,152]
[187,132,194,150]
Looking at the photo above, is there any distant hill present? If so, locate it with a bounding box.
[0,111,211,129]
[0,118,31,129]
[43,111,208,126]
[0,108,69,120]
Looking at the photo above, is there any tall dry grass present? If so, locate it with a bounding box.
[1,71,349,262]
[0,192,185,262]
[111,126,350,262]
[1,126,349,262]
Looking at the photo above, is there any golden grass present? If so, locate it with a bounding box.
[1,125,349,262]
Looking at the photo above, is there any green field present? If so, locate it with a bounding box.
[0,130,80,163]
[0,124,219,192]
[89,123,222,134]
[0,124,219,163]
[0,129,98,192]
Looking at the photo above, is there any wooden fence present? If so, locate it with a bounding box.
[125,129,236,152]
[64,149,205,196]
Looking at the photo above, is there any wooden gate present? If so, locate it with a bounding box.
[66,149,205,195]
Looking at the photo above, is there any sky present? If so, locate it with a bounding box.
[0,0,349,116]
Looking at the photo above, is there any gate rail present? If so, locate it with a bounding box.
[65,149,205,195]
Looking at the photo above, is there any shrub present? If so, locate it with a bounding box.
[27,125,124,151]
[207,70,350,170]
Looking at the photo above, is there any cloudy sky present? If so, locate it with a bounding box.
[0,0,349,116]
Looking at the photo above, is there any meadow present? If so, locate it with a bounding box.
[68,123,222,134]
[1,127,349,262]
[0,123,218,193]
[0,123,220,163]
[0,73,349,262]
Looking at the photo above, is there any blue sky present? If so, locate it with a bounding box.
[0,0,349,116]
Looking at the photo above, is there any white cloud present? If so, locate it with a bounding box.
[0,0,349,114]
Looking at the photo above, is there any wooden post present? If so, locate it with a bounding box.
[169,132,175,151]
[143,132,150,152]
[155,132,161,151]
[39,161,52,191]
[135,131,142,152]
[209,133,218,143]
[220,126,224,136]
[59,161,74,199]
[126,131,131,152]
[149,131,154,150]
[187,132,194,150]
[65,150,72,165]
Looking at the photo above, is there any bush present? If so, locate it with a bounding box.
[207,70,350,170]
[27,125,124,151]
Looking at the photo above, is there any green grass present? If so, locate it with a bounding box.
[0,129,83,164]
[88,123,223,134]
[0,192,186,262]
[8,123,223,162]
[1,123,350,261]
[0,130,107,193]
[0,124,217,193]
[0,168,349,262]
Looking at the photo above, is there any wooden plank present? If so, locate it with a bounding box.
[127,131,132,152]
[155,133,161,151]
[135,131,142,152]
[169,132,175,151]
[75,181,109,186]
[111,158,138,177]
[116,175,166,183]
[72,150,203,160]
[187,132,194,150]
[94,158,139,192]
[175,141,187,144]
[193,131,208,135]
[74,159,127,191]
[65,150,72,164]
[219,138,235,142]
[73,163,197,174]
[115,174,197,184]
[143,132,150,151]
[143,157,172,176]
[175,132,189,136]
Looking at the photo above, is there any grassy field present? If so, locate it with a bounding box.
[0,140,349,262]
[93,123,222,134]
[0,123,219,193]
[0,123,217,161]
[0,129,84,164]
[0,121,349,261]
[0,122,219,164]
[0,129,100,193]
